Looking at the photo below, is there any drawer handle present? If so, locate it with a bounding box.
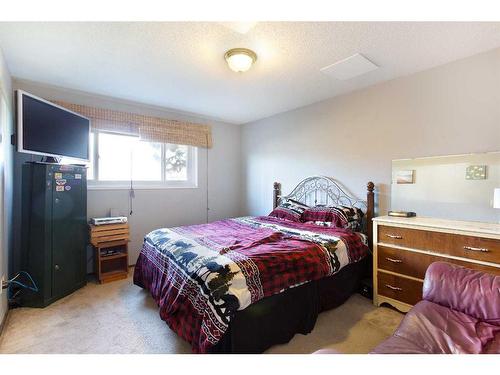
[386,234,402,239]
[385,257,403,263]
[463,246,490,253]
[385,284,402,291]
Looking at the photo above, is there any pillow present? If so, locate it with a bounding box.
[304,221,336,227]
[269,198,309,222]
[335,205,365,232]
[302,205,364,231]
[301,206,348,228]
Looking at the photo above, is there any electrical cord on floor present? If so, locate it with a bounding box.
[3,271,39,301]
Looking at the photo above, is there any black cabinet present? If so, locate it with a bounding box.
[21,162,87,307]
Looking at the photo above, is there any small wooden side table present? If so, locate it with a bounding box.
[89,223,130,283]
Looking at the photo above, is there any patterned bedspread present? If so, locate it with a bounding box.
[133,216,369,353]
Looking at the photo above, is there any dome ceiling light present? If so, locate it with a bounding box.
[224,48,257,73]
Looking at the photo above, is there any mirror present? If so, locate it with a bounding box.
[391,151,500,223]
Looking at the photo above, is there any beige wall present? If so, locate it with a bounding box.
[0,47,13,326]
[241,47,500,219]
[12,80,242,270]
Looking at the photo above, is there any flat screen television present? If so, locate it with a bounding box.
[17,90,90,162]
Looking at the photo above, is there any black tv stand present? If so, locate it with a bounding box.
[40,156,61,164]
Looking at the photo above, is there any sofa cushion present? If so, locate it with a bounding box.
[423,262,500,325]
[372,300,500,354]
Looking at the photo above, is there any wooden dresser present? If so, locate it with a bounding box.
[373,216,500,312]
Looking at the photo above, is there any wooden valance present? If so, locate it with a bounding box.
[52,101,213,148]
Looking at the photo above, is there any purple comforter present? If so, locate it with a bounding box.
[134,216,368,352]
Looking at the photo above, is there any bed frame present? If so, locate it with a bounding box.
[272,176,375,248]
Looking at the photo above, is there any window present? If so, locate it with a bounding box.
[165,144,189,181]
[86,131,197,189]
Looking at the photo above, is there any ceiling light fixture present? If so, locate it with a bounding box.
[224,48,257,73]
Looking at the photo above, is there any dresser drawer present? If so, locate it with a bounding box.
[378,225,427,248]
[378,225,500,264]
[377,246,432,279]
[455,236,500,264]
[377,245,500,280]
[377,272,423,306]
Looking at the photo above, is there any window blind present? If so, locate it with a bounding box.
[52,101,213,148]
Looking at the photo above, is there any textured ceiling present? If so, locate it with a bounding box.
[1,22,500,124]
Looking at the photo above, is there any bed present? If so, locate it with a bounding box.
[133,176,375,353]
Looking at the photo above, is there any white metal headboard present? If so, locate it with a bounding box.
[273,176,375,246]
[279,176,367,212]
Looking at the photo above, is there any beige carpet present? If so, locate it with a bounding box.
[0,274,403,354]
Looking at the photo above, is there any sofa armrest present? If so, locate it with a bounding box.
[423,262,499,323]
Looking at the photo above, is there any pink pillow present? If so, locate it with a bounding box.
[301,206,348,228]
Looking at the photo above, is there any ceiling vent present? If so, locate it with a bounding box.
[320,53,378,80]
